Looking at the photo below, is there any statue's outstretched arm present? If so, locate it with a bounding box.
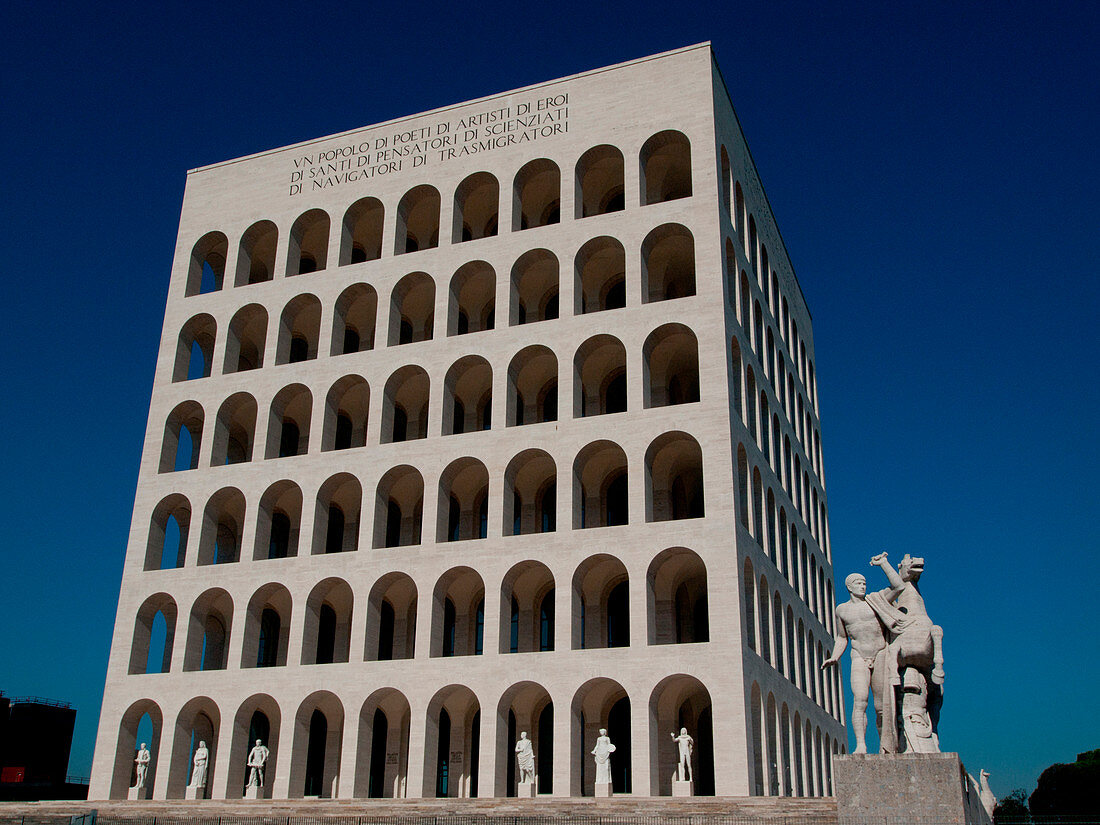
[870,552,904,590]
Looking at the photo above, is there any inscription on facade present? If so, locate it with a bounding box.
[288,93,569,196]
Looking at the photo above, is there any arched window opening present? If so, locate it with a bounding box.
[382,366,430,443]
[186,232,227,296]
[571,555,629,650]
[570,678,630,795]
[253,480,302,561]
[322,375,369,452]
[507,345,557,426]
[647,547,709,646]
[258,609,280,667]
[160,401,204,473]
[223,304,267,373]
[513,159,560,231]
[340,197,384,265]
[313,473,361,555]
[287,209,329,276]
[366,574,417,661]
[509,247,559,325]
[648,675,714,796]
[574,236,626,315]
[503,449,556,536]
[448,260,495,336]
[235,220,277,287]
[389,272,435,346]
[330,283,376,356]
[432,568,485,658]
[758,577,772,664]
[128,594,177,675]
[197,487,245,566]
[640,130,692,205]
[276,294,321,364]
[642,223,695,303]
[573,441,628,529]
[744,560,757,653]
[645,431,704,522]
[145,495,190,570]
[373,465,424,548]
[498,561,555,654]
[735,183,746,249]
[437,458,489,542]
[302,580,352,666]
[395,185,440,254]
[720,147,732,215]
[241,583,291,669]
[183,588,232,672]
[643,323,699,408]
[444,356,492,436]
[574,335,627,418]
[576,144,625,218]
[453,172,499,242]
[427,686,480,797]
[174,314,216,382]
[265,384,311,459]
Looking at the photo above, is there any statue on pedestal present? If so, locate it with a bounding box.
[592,729,616,785]
[826,552,945,754]
[247,739,270,788]
[670,728,694,782]
[188,741,209,789]
[515,731,535,785]
[133,743,151,790]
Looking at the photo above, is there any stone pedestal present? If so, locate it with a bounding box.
[594,782,613,798]
[516,780,536,798]
[244,785,263,799]
[184,784,205,800]
[127,786,150,800]
[834,753,992,825]
[672,779,694,797]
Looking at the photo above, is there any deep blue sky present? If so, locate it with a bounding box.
[2,0,1097,798]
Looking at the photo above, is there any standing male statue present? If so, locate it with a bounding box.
[188,741,209,789]
[670,728,694,782]
[822,572,888,753]
[515,731,535,785]
[247,739,270,788]
[133,742,151,789]
[591,728,616,786]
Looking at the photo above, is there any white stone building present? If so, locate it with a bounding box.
[89,42,844,802]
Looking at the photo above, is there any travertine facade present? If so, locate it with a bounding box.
[89,43,844,802]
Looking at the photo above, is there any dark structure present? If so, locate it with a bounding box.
[0,693,88,801]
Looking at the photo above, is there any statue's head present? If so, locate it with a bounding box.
[599,728,607,736]
[198,741,206,748]
[140,742,146,749]
[898,554,924,582]
[255,739,262,746]
[520,731,528,739]
[845,573,866,597]
[680,727,688,735]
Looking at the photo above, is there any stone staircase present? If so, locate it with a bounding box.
[0,797,838,825]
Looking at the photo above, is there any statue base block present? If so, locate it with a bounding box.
[184,785,205,800]
[594,782,613,798]
[672,779,694,797]
[834,753,991,825]
[127,786,149,800]
[516,781,535,798]
[244,785,263,799]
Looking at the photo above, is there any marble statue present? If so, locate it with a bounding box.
[247,739,270,788]
[515,731,535,784]
[827,552,945,754]
[978,769,996,818]
[670,728,694,782]
[822,572,889,753]
[188,741,209,788]
[133,743,151,789]
[591,729,616,785]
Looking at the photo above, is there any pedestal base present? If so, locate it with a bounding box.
[127,786,150,800]
[834,753,992,825]
[516,781,535,798]
[184,785,205,800]
[244,785,264,799]
[594,782,613,798]
[672,779,694,797]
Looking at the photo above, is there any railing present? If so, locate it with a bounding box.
[66,777,91,786]
[8,697,73,709]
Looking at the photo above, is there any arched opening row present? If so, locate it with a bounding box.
[185,131,692,296]
[109,673,717,800]
[129,547,709,678]
[747,682,842,798]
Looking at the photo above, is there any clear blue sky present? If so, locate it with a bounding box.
[1,0,1097,798]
